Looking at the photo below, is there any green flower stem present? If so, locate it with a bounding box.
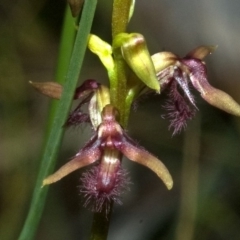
[90,202,113,240]
[110,50,128,126]
[18,1,97,239]
[112,0,132,38]
[110,0,133,127]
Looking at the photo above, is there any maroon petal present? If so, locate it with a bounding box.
[42,134,102,186]
[116,134,173,190]
[183,59,240,116]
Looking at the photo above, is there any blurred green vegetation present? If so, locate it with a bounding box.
[1,1,240,240]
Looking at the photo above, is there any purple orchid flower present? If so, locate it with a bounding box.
[150,46,240,134]
[42,104,173,212]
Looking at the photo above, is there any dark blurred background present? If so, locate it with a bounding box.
[1,0,240,239]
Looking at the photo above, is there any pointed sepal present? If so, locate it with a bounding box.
[200,86,240,116]
[29,81,63,99]
[186,45,218,60]
[42,135,101,186]
[118,134,173,190]
[184,59,240,116]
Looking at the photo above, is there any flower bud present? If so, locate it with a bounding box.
[88,34,114,73]
[114,33,160,92]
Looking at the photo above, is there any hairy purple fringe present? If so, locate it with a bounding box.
[163,81,196,135]
[80,165,130,213]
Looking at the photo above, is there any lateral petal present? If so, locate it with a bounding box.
[118,135,173,190]
[42,136,102,186]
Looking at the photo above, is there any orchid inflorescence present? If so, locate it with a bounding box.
[31,33,240,212]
